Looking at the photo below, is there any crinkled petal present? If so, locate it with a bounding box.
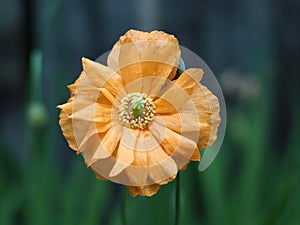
[57,72,88,152]
[91,126,123,163]
[90,167,107,180]
[81,57,125,98]
[155,68,203,115]
[125,151,148,185]
[128,130,178,184]
[58,64,123,155]
[149,119,197,169]
[67,102,111,154]
[191,84,221,150]
[108,129,138,177]
[70,103,111,123]
[107,129,177,187]
[107,30,180,95]
[147,145,177,184]
[125,173,177,197]
[67,72,85,96]
[155,113,199,135]
[76,120,122,166]
[126,184,161,197]
[117,130,150,186]
[94,88,115,133]
[134,129,160,152]
[190,149,201,161]
[57,98,78,152]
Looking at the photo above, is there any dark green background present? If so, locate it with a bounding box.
[0,0,299,224]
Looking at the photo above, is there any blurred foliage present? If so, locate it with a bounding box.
[0,0,300,224]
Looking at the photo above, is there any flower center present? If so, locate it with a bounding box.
[118,92,156,129]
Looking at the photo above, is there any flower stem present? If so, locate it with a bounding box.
[122,187,127,225]
[175,172,181,225]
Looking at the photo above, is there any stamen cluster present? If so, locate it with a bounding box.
[119,92,156,129]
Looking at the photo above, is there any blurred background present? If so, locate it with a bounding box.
[0,0,299,224]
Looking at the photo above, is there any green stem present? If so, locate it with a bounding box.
[175,172,181,225]
[122,187,127,225]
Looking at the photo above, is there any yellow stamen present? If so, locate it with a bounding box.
[118,92,156,129]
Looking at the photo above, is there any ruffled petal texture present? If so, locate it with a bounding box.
[57,72,85,153]
[57,29,221,197]
[107,30,181,96]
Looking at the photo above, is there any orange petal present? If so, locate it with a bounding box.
[113,129,177,186]
[68,102,112,150]
[155,68,204,115]
[59,70,119,155]
[81,57,125,98]
[57,98,78,152]
[70,103,111,123]
[155,113,200,136]
[66,86,116,154]
[190,149,201,161]
[113,30,178,47]
[95,122,111,133]
[126,184,161,197]
[109,129,137,177]
[191,84,221,150]
[124,149,148,186]
[67,71,85,96]
[57,72,90,152]
[78,125,100,152]
[70,72,103,108]
[90,167,107,180]
[107,30,180,92]
[91,126,123,162]
[109,144,135,177]
[135,129,160,152]
[101,88,116,105]
[78,124,110,163]
[119,128,140,151]
[147,145,177,184]
[82,124,122,166]
[149,119,197,169]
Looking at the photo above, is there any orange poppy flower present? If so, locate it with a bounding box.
[57,29,220,197]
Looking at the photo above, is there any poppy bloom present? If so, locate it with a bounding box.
[58,30,220,197]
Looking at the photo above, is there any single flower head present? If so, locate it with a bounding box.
[57,29,221,197]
